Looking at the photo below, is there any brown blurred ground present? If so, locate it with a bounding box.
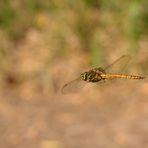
[0,1,148,148]
[0,42,147,147]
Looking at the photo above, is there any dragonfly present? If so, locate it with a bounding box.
[62,55,145,94]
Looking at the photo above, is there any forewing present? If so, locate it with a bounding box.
[104,55,131,73]
[61,78,86,94]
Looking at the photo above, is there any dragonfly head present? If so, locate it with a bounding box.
[80,72,88,81]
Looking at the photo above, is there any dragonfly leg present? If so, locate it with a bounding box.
[102,78,106,83]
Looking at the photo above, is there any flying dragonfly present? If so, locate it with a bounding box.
[62,55,145,94]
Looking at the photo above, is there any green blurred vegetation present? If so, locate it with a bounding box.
[0,1,147,53]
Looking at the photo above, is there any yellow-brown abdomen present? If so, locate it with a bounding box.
[101,74,145,80]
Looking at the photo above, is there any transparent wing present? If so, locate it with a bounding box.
[61,77,86,94]
[104,55,131,73]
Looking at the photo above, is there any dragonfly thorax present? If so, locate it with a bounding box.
[81,70,102,82]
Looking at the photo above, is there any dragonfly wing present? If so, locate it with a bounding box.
[104,55,131,74]
[61,78,86,94]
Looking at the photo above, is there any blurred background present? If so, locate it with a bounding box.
[0,0,148,148]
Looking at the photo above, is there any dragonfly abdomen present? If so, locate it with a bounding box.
[101,74,145,80]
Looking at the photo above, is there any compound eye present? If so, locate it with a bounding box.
[81,72,87,81]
